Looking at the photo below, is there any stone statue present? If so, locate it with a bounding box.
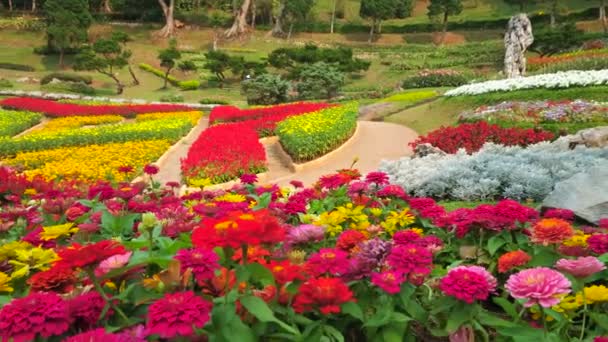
[504,14,534,78]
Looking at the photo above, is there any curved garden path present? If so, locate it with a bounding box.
[153,117,418,187]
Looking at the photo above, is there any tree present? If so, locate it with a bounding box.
[157,0,176,38]
[101,0,112,13]
[203,50,266,87]
[504,0,532,12]
[360,0,411,43]
[44,0,93,68]
[158,39,181,89]
[111,31,140,85]
[595,0,608,33]
[241,73,290,105]
[225,0,253,38]
[529,22,584,56]
[271,0,315,38]
[427,0,463,44]
[74,38,129,94]
[296,62,345,100]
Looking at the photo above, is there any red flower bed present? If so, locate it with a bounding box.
[181,122,267,184]
[209,102,331,125]
[0,97,192,117]
[410,121,554,154]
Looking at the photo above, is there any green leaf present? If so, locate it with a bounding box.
[445,303,475,333]
[477,310,517,328]
[399,285,428,323]
[495,326,545,340]
[589,312,608,331]
[323,324,345,342]
[381,322,408,342]
[487,235,506,256]
[341,301,364,321]
[364,303,394,328]
[239,295,299,336]
[492,297,518,320]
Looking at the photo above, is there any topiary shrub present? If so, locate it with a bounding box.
[296,62,345,100]
[178,60,197,72]
[0,63,36,72]
[40,72,93,85]
[159,94,185,103]
[241,74,290,105]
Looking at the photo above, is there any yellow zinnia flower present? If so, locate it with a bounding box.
[0,241,32,261]
[40,223,79,240]
[9,247,58,278]
[381,208,415,235]
[582,285,608,304]
[190,177,213,188]
[214,193,247,203]
[0,272,13,293]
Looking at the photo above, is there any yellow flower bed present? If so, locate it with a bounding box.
[31,115,124,134]
[3,139,171,182]
[136,111,203,125]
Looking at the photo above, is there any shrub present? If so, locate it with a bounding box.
[383,90,438,103]
[42,82,96,95]
[241,74,290,105]
[0,63,35,72]
[0,79,13,89]
[380,141,608,201]
[178,60,197,72]
[410,122,555,154]
[402,69,468,89]
[40,72,93,85]
[181,122,267,184]
[276,103,358,162]
[159,94,185,103]
[138,63,201,91]
[296,62,345,100]
[200,99,229,105]
[530,23,584,57]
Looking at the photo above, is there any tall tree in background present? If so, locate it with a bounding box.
[44,0,92,68]
[359,0,397,43]
[427,0,463,44]
[598,0,608,33]
[504,0,528,12]
[225,0,253,38]
[271,0,315,38]
[74,38,129,94]
[101,0,112,12]
[157,0,176,37]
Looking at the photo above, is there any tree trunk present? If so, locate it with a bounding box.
[440,11,449,45]
[601,0,608,33]
[31,0,36,11]
[287,22,294,40]
[368,19,375,43]
[108,73,125,94]
[225,0,252,38]
[163,68,173,89]
[330,0,337,34]
[378,20,382,34]
[128,65,140,85]
[158,0,176,38]
[519,2,524,12]
[549,0,557,27]
[101,0,112,13]
[59,49,65,69]
[8,0,13,11]
[251,0,256,29]
[271,0,286,37]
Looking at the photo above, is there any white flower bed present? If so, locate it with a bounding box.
[380,140,608,201]
[445,70,608,96]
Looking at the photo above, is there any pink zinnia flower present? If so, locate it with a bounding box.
[555,256,606,278]
[505,267,571,307]
[305,248,350,276]
[239,173,258,184]
[594,337,608,342]
[365,171,389,185]
[95,251,133,277]
[371,271,405,294]
[286,224,325,245]
[69,291,111,329]
[0,292,71,342]
[588,234,608,254]
[387,243,433,285]
[146,291,212,339]
[64,328,144,342]
[174,248,220,283]
[543,208,575,221]
[440,266,496,303]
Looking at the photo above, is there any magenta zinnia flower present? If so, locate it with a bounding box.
[239,173,258,184]
[0,292,71,342]
[386,243,433,285]
[64,328,143,342]
[174,248,220,283]
[439,266,496,303]
[555,256,606,278]
[505,267,571,307]
[371,271,405,294]
[305,248,350,276]
[146,291,212,339]
[143,164,159,175]
[69,291,111,329]
[588,234,608,254]
[365,171,389,185]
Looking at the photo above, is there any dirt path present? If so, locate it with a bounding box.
[154,117,209,185]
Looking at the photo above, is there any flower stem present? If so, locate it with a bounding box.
[540,307,547,338]
[241,245,248,265]
[86,269,130,324]
[579,289,588,341]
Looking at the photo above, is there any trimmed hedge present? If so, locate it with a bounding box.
[139,63,201,91]
[40,72,93,85]
[0,63,35,72]
[276,103,358,162]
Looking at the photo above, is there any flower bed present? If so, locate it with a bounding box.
[0,110,42,137]
[37,115,124,133]
[410,121,555,154]
[276,103,358,162]
[383,89,438,102]
[3,140,171,182]
[0,167,606,341]
[381,141,608,201]
[209,102,331,125]
[402,69,468,89]
[0,97,193,117]
[181,122,267,185]
[528,49,608,72]
[445,70,608,96]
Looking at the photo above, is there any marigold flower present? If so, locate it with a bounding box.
[505,267,571,307]
[305,248,350,276]
[0,292,71,342]
[146,291,212,339]
[498,250,531,273]
[555,256,606,278]
[293,277,354,314]
[531,218,574,245]
[440,266,496,303]
[371,271,405,294]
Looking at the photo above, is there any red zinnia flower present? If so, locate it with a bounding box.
[267,260,306,285]
[117,165,135,174]
[143,164,159,175]
[531,218,574,245]
[305,248,350,276]
[27,266,77,293]
[498,250,532,273]
[175,248,220,284]
[55,240,127,269]
[293,277,354,314]
[336,230,367,252]
[69,291,112,329]
[0,292,71,342]
[146,291,212,339]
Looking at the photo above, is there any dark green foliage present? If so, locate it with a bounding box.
[241,74,290,105]
[402,71,468,88]
[178,60,198,72]
[0,63,35,72]
[268,44,370,78]
[529,22,585,56]
[203,50,266,87]
[44,0,92,65]
[42,82,96,95]
[40,72,93,85]
[296,62,345,100]
[0,79,13,89]
[427,0,463,18]
[158,39,182,89]
[74,37,130,94]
